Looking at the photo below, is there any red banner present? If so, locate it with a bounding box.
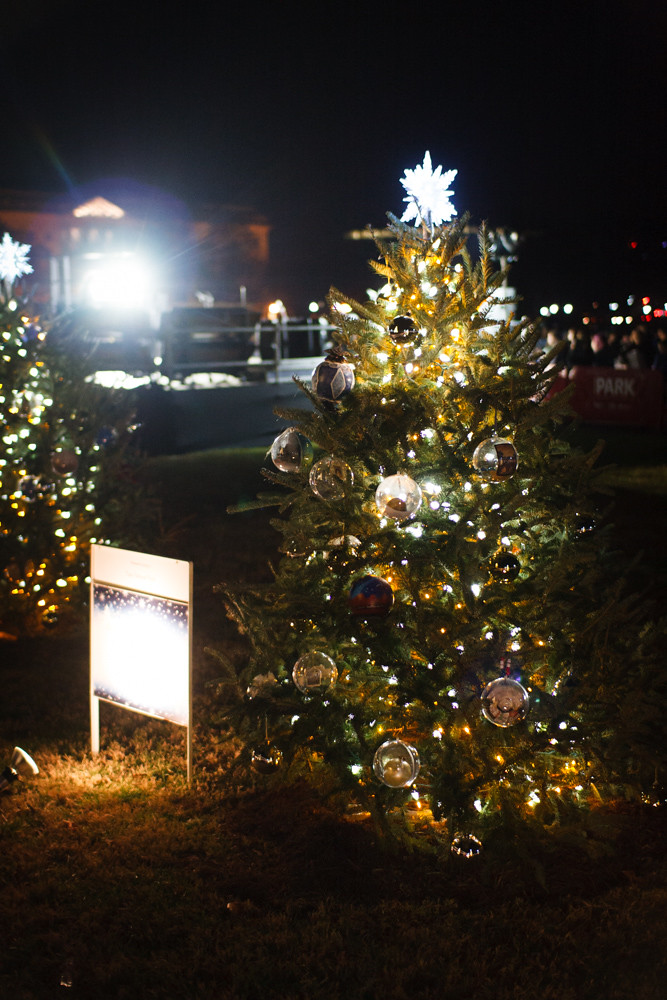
[550,366,665,429]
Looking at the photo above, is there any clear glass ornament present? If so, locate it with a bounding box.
[373,739,420,787]
[375,473,422,520]
[246,671,279,699]
[309,457,354,500]
[451,833,483,858]
[270,427,313,473]
[42,608,60,629]
[472,436,519,482]
[323,534,361,569]
[17,474,55,502]
[251,741,282,774]
[481,676,530,727]
[292,651,338,695]
[489,548,521,582]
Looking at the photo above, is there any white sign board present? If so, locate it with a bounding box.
[90,544,193,780]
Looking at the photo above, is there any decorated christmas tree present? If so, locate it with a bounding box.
[218,155,662,854]
[0,234,145,636]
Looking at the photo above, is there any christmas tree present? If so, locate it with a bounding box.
[219,155,662,854]
[0,234,146,636]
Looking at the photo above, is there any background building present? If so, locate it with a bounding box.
[0,184,270,320]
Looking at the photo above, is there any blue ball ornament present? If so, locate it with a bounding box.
[311,351,355,402]
[348,575,394,617]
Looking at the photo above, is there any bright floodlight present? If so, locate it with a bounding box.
[0,746,39,792]
[83,256,154,309]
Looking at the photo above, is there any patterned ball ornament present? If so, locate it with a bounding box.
[375,474,422,521]
[490,548,521,582]
[51,449,79,477]
[472,436,519,482]
[373,739,420,788]
[292,651,338,695]
[311,350,355,403]
[388,314,419,346]
[348,575,394,617]
[270,427,314,473]
[251,742,282,774]
[481,676,530,727]
[309,457,354,500]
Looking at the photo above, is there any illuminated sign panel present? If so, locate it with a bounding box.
[90,545,193,779]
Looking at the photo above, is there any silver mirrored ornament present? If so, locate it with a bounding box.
[270,427,313,473]
[472,436,519,482]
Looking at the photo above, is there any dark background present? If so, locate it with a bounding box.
[3,0,666,316]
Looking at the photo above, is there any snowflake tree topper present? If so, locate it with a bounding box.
[0,233,34,284]
[400,151,457,229]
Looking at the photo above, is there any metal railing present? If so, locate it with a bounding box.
[157,322,338,382]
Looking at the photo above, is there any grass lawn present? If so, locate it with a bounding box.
[1,428,666,999]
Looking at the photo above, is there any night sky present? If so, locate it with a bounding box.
[3,0,666,316]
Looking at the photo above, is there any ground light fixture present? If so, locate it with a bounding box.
[0,746,39,792]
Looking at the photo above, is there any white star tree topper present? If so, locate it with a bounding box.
[0,233,34,283]
[400,151,457,229]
